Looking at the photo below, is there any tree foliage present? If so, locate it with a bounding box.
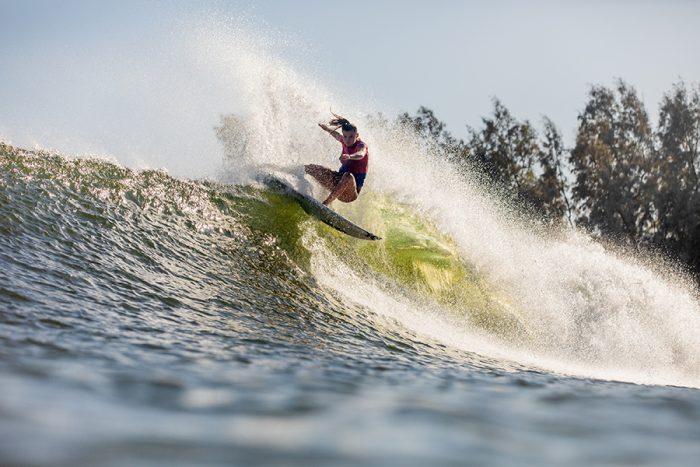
[396,106,469,163]
[651,82,700,270]
[536,117,571,223]
[569,80,654,242]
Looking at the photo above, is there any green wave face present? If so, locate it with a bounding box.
[1,143,524,341]
[305,194,527,339]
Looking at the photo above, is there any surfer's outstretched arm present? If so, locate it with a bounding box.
[319,123,343,142]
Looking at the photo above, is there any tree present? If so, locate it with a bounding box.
[468,99,563,218]
[652,81,700,270]
[397,106,447,142]
[534,118,572,224]
[569,80,654,243]
[396,106,468,163]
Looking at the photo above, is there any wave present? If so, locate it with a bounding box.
[3,141,700,389]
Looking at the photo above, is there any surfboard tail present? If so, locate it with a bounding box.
[263,174,381,241]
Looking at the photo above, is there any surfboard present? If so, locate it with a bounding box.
[263,175,381,241]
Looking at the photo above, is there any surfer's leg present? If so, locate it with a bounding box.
[304,164,337,191]
[323,173,358,205]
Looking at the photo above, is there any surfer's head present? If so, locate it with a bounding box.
[341,126,359,146]
[328,114,359,146]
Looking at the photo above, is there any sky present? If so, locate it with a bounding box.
[1,0,699,175]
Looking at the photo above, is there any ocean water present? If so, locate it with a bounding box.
[3,17,700,467]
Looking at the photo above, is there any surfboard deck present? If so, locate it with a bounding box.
[262,175,381,241]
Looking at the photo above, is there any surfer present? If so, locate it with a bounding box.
[305,114,368,205]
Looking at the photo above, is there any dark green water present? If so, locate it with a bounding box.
[1,144,699,466]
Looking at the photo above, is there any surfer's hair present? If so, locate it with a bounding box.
[328,113,357,133]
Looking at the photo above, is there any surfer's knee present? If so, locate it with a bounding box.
[338,174,358,202]
[342,173,357,190]
[340,172,355,184]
